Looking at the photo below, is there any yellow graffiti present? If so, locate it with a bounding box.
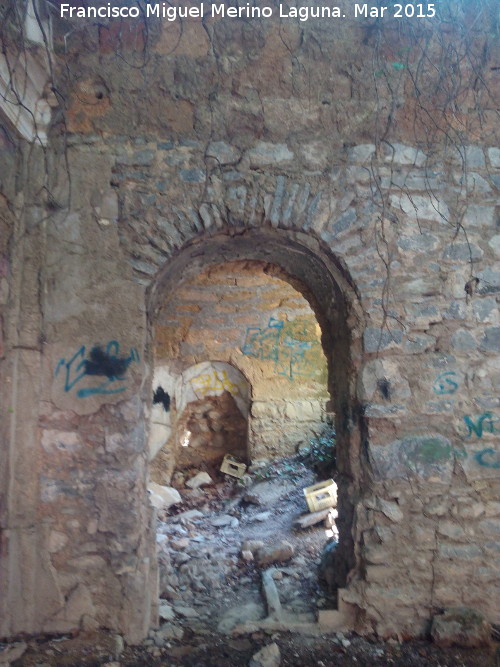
[190,369,243,398]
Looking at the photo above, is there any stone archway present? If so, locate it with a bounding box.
[147,226,367,604]
[149,361,251,483]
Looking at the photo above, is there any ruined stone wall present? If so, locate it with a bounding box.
[0,1,498,643]
[153,261,328,465]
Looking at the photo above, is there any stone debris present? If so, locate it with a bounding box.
[158,603,175,622]
[318,609,350,632]
[211,514,239,527]
[0,642,27,665]
[173,605,200,619]
[241,540,265,554]
[186,471,213,489]
[217,602,266,635]
[430,607,492,648]
[170,537,190,550]
[256,541,295,566]
[154,624,184,642]
[262,568,282,620]
[148,483,182,511]
[249,642,281,667]
[170,509,204,523]
[151,457,352,644]
[244,479,295,506]
[294,508,335,529]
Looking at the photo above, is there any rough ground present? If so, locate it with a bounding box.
[1,455,498,666]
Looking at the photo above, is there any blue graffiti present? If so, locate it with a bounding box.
[474,448,500,468]
[433,371,459,395]
[242,317,283,363]
[464,412,500,439]
[55,341,139,398]
[241,317,322,380]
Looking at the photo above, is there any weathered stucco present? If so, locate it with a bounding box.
[0,0,499,644]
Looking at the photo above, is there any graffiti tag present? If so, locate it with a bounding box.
[464,412,500,439]
[55,341,139,398]
[432,371,459,395]
[474,448,500,468]
[413,437,466,465]
[191,369,244,398]
[241,316,323,380]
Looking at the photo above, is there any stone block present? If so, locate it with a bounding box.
[369,434,455,482]
[186,472,213,489]
[443,301,466,321]
[300,140,331,169]
[488,147,500,168]
[404,333,435,354]
[390,193,449,223]
[348,144,375,162]
[48,530,69,553]
[41,430,82,454]
[330,208,356,236]
[365,496,403,523]
[397,233,438,253]
[0,642,28,664]
[431,607,492,648]
[359,359,399,401]
[477,517,500,537]
[463,146,486,168]
[437,521,466,539]
[442,243,483,261]
[480,326,500,352]
[462,205,495,227]
[473,297,498,323]
[438,543,482,560]
[207,141,240,165]
[451,329,477,351]
[256,541,294,566]
[148,483,182,511]
[249,642,281,667]
[477,268,500,294]
[246,142,294,166]
[397,277,439,298]
[117,149,154,166]
[317,609,349,632]
[383,143,427,166]
[488,235,500,256]
[464,172,491,193]
[179,168,205,183]
[363,327,403,352]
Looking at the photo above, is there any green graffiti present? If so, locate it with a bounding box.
[415,438,452,463]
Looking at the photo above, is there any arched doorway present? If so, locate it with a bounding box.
[150,361,251,482]
[147,227,366,613]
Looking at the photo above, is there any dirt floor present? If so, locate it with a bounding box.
[1,454,498,666]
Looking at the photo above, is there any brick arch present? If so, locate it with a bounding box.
[147,226,369,597]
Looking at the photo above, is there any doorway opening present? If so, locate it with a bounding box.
[146,229,365,636]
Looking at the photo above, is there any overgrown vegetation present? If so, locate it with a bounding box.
[300,425,337,478]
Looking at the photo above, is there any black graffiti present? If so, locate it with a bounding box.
[84,345,132,378]
[153,386,170,412]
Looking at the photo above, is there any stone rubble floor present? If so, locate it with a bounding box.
[2,456,498,666]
